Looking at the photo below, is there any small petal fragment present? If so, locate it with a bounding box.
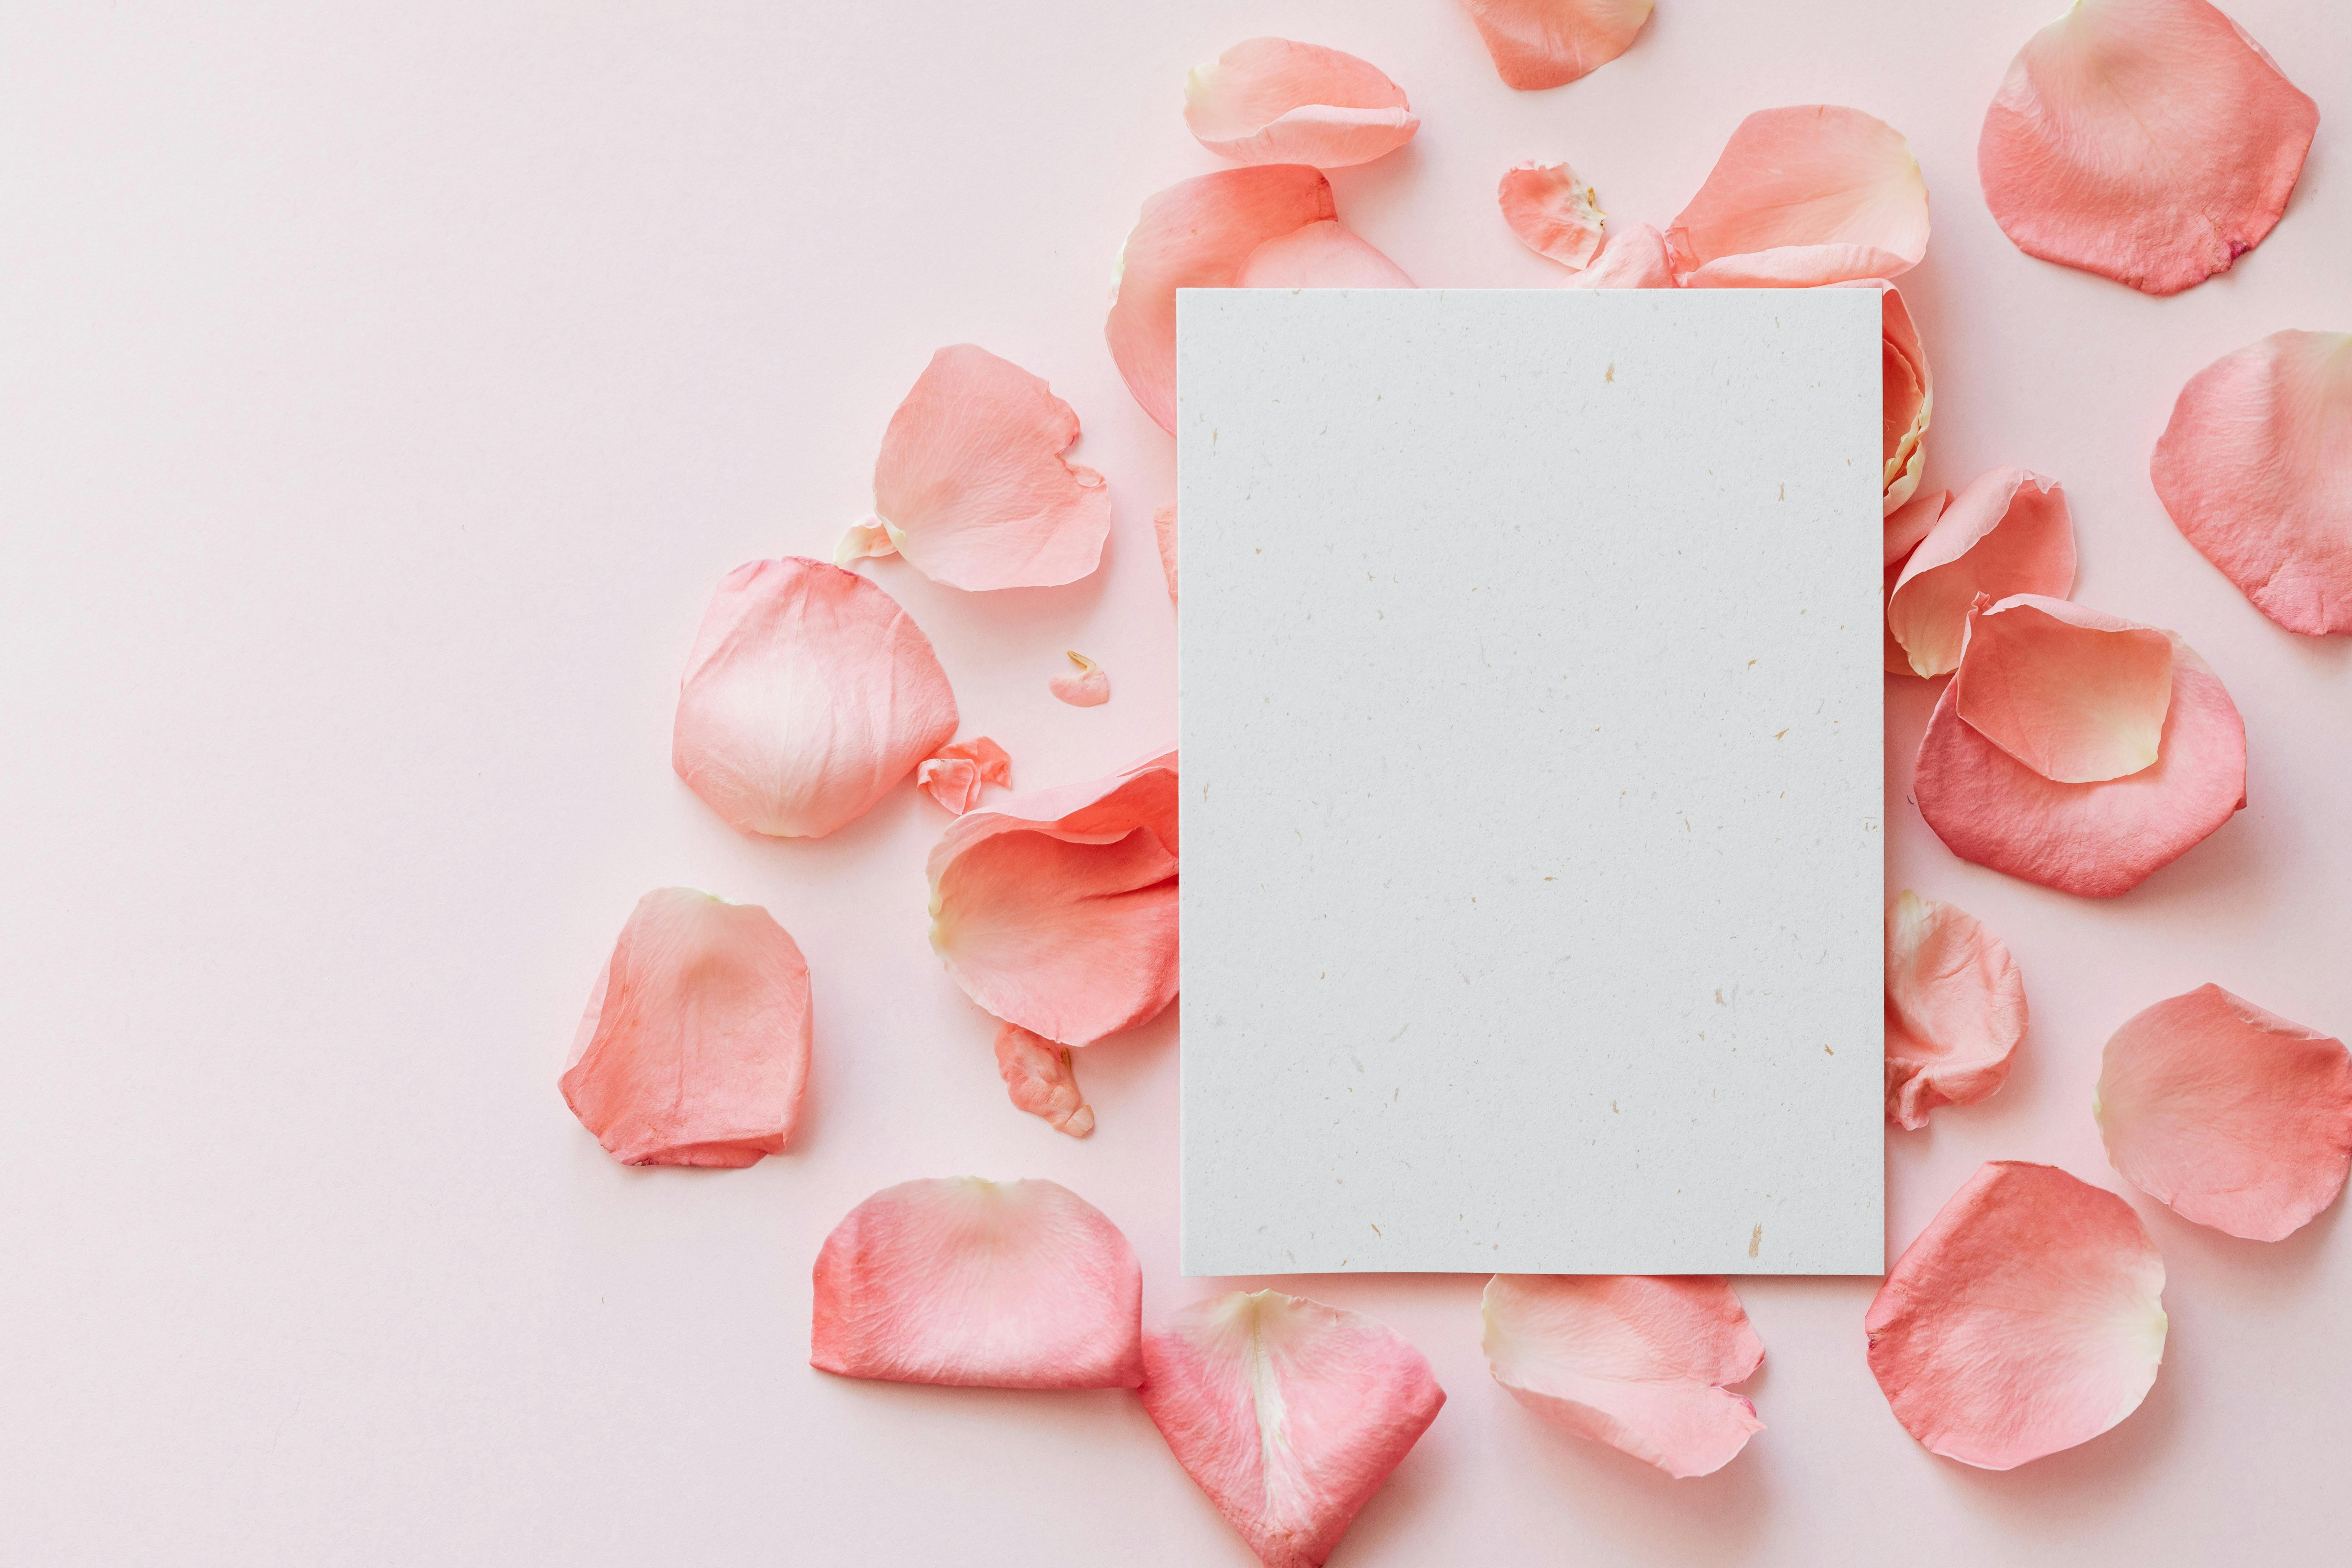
[1481,1275,1763,1478]
[2151,330,2352,635]
[1184,38,1418,169]
[1235,219,1414,288]
[1867,1161,2166,1470]
[1155,503,1179,604]
[1887,468,2076,678]
[1666,106,1930,287]
[1851,279,1933,515]
[833,514,898,565]
[1499,162,1606,268]
[917,736,1013,815]
[1142,1290,1444,1568]
[1978,0,2318,296]
[1049,650,1111,707]
[2098,985,2352,1241]
[1108,167,1336,432]
[1559,221,1677,290]
[1952,596,2173,783]
[995,1021,1095,1137]
[811,1177,1143,1388]
[929,750,1178,1045]
[1884,891,2027,1130]
[673,558,959,838]
[1460,0,1653,91]
[559,888,812,1167]
[1884,488,1949,572]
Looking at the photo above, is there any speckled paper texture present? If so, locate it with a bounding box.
[1177,288,1883,1277]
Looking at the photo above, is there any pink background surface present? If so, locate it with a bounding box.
[5,2,2349,1562]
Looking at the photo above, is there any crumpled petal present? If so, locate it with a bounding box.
[1559,220,1677,289]
[2097,985,2352,1242]
[1978,0,2318,296]
[1837,279,1932,515]
[1884,491,1952,672]
[2151,330,2352,635]
[1916,599,2244,897]
[1459,0,1653,91]
[833,515,897,565]
[673,558,959,838]
[1184,38,1418,169]
[1952,595,2173,783]
[1498,162,1606,268]
[1142,1290,1444,1568]
[1666,106,1930,287]
[1155,503,1179,604]
[559,888,812,1167]
[1108,166,1335,432]
[811,1177,1143,1388]
[1234,219,1414,288]
[995,1021,1095,1137]
[917,736,1012,815]
[928,750,1178,1045]
[1048,650,1110,707]
[1887,468,2076,677]
[1884,891,2027,1130]
[1480,1275,1763,1478]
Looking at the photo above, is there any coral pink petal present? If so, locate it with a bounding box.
[1235,219,1414,288]
[673,558,958,838]
[1108,167,1335,432]
[1978,0,2317,296]
[1480,1275,1763,1478]
[811,1178,1142,1388]
[995,1021,1095,1138]
[2098,985,2352,1241]
[917,736,1012,816]
[1498,162,1606,268]
[1884,891,2027,1130]
[1184,38,1418,169]
[1048,650,1111,707]
[1888,468,2076,677]
[2152,330,2352,634]
[1837,279,1933,515]
[1867,1162,2166,1469]
[1884,488,1948,572]
[1142,1290,1444,1568]
[928,750,1179,1045]
[559,888,812,1167]
[1953,595,2173,783]
[868,344,1109,590]
[1667,106,1930,287]
[1559,221,1676,290]
[1459,0,1653,91]
[1155,503,1179,604]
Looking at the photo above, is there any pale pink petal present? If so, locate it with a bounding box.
[1666,106,1930,287]
[1884,891,2027,1130]
[1952,595,2173,783]
[1559,221,1676,290]
[810,1177,1142,1388]
[1108,167,1335,433]
[559,888,811,1168]
[1234,219,1414,288]
[1142,1290,1444,1568]
[1155,503,1179,604]
[1459,0,1653,91]
[1978,0,2317,296]
[1842,279,1932,515]
[833,514,897,565]
[865,345,1109,591]
[1915,610,2246,897]
[995,1021,1095,1138]
[1884,487,1949,571]
[1498,162,1606,268]
[2097,985,2352,1242]
[1887,468,2076,677]
[928,750,1178,1045]
[1184,38,1418,169]
[1883,559,1914,675]
[917,736,1013,816]
[673,558,959,838]
[1867,1161,2166,1470]
[2151,330,2352,634]
[1048,650,1111,707]
[1480,1275,1763,1478]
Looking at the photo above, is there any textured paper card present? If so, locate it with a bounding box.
[1177,288,1883,1277]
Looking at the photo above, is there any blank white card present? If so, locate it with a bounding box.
[1177,288,1884,1277]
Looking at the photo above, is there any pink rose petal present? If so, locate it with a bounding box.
[1916,600,2244,897]
[1048,650,1110,707]
[917,736,1013,816]
[1867,1162,2166,1470]
[559,888,812,1168]
[1498,161,1606,268]
[673,558,959,838]
[1234,219,1414,288]
[1142,1290,1444,1568]
[1884,487,1949,571]
[1480,1274,1763,1479]
[995,1021,1095,1138]
[2151,329,2352,635]
[1848,279,1932,515]
[1155,503,1179,604]
[1558,221,1677,290]
[1108,167,1335,433]
[928,749,1178,1045]
[811,1177,1142,1388]
[1184,38,1418,169]
[1887,468,2076,677]
[1459,0,1653,91]
[1952,595,2173,784]
[1666,106,1930,287]
[2098,985,2352,1242]
[1978,0,2317,296]
[1884,890,2027,1130]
